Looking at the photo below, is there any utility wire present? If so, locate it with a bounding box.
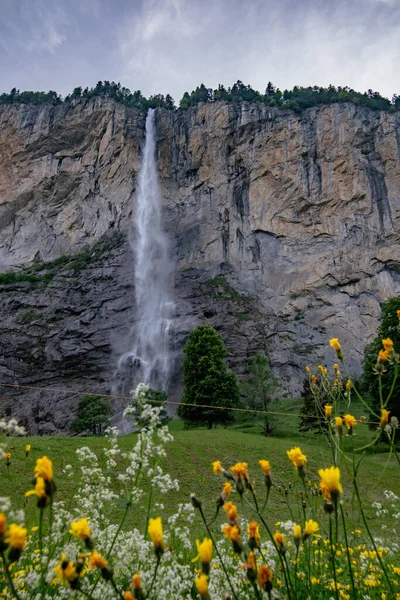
[0,382,380,425]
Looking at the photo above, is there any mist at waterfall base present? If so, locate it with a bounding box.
[114,109,175,427]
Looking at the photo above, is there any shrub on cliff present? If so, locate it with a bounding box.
[362,296,400,434]
[177,325,240,429]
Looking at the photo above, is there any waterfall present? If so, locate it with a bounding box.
[118,109,174,391]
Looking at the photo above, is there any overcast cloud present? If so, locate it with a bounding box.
[0,0,399,102]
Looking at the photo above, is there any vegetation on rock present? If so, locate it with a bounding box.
[1,80,399,114]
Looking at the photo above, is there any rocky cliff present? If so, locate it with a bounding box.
[0,98,399,433]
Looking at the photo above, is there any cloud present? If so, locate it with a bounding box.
[0,0,399,100]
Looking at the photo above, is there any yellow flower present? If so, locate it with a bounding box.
[223,524,240,542]
[319,466,343,504]
[195,538,212,564]
[34,456,53,482]
[70,518,91,541]
[287,447,307,469]
[55,555,78,586]
[311,374,317,383]
[258,564,273,591]
[132,572,142,589]
[230,462,249,479]
[397,310,400,319]
[123,593,134,600]
[4,453,11,461]
[5,524,27,550]
[304,520,320,539]
[195,573,209,597]
[221,481,232,499]
[344,414,357,432]
[148,517,164,553]
[330,338,341,352]
[259,459,271,476]
[223,501,238,523]
[273,531,285,547]
[248,521,260,547]
[25,445,31,456]
[325,405,333,419]
[378,350,389,363]
[294,524,302,546]
[25,476,48,507]
[335,416,343,436]
[345,380,351,392]
[305,366,310,373]
[333,363,339,372]
[212,461,223,474]
[0,513,6,537]
[380,408,390,429]
[90,551,108,570]
[382,338,393,353]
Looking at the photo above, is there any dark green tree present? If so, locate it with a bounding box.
[363,297,400,433]
[70,395,113,436]
[177,325,240,429]
[240,354,276,435]
[299,377,329,434]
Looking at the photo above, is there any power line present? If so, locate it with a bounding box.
[0,382,379,425]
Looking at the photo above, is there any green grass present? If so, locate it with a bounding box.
[1,419,399,537]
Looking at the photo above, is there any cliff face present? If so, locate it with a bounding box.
[0,98,399,433]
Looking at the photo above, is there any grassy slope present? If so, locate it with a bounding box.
[1,403,398,537]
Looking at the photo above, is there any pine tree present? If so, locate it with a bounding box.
[177,325,240,429]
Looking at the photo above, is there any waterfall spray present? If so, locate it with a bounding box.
[118,109,174,390]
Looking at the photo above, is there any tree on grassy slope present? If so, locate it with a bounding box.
[362,296,400,436]
[70,395,113,436]
[177,325,240,429]
[240,354,276,435]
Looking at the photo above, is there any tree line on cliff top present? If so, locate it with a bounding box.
[1,80,400,113]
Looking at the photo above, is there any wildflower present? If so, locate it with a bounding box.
[303,520,319,540]
[212,461,223,474]
[25,444,31,457]
[287,447,307,478]
[4,453,11,466]
[33,456,56,498]
[335,416,343,436]
[380,408,390,430]
[0,513,7,552]
[230,462,249,479]
[221,481,232,499]
[195,574,210,599]
[294,524,302,547]
[258,564,273,592]
[273,531,286,554]
[259,459,270,476]
[333,363,339,372]
[245,551,257,583]
[378,350,389,363]
[223,501,238,523]
[191,493,202,509]
[248,521,260,549]
[90,550,112,580]
[223,524,242,553]
[397,310,400,319]
[344,414,357,434]
[305,366,310,373]
[311,374,317,383]
[5,523,27,562]
[345,379,351,393]
[193,538,212,575]
[319,466,343,505]
[124,593,134,600]
[148,517,164,558]
[25,476,49,508]
[325,405,333,419]
[330,338,343,360]
[55,555,80,589]
[382,338,393,353]
[70,518,92,549]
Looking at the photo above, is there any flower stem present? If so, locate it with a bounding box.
[329,514,339,600]
[144,556,160,600]
[339,503,357,599]
[0,550,22,600]
[198,504,239,600]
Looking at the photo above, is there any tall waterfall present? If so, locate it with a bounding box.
[118,109,174,390]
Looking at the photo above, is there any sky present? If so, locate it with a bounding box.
[0,0,399,102]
